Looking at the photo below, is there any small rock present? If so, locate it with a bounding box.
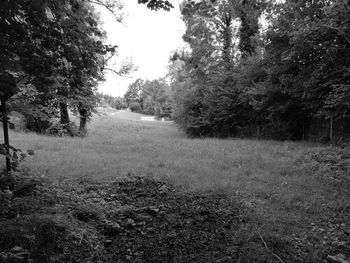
[1,189,13,199]
[150,206,160,213]
[146,227,155,232]
[126,218,135,227]
[11,246,24,252]
[159,185,168,193]
[136,221,146,226]
[144,206,160,216]
[104,222,122,236]
[104,239,113,247]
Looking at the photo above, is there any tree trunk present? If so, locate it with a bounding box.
[78,102,88,134]
[1,99,11,172]
[79,109,87,134]
[222,13,232,71]
[58,86,70,125]
[238,0,259,58]
[329,116,333,142]
[59,102,69,125]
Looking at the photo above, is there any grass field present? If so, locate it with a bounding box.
[1,108,350,261]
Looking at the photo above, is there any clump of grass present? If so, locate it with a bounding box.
[0,171,107,263]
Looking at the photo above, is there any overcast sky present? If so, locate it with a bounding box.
[96,0,186,97]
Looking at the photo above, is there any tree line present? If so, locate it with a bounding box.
[2,0,118,136]
[124,78,172,119]
[169,0,350,142]
[1,0,173,136]
[0,0,173,170]
[95,92,127,109]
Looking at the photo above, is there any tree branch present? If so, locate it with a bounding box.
[87,0,123,22]
[104,68,134,78]
[260,235,285,263]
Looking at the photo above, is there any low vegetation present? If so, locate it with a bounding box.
[1,110,349,262]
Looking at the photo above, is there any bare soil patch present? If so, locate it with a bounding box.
[1,171,349,263]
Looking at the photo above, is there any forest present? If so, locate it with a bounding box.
[168,0,350,142]
[2,0,349,144]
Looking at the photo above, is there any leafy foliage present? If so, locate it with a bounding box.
[138,0,174,11]
[46,121,80,137]
[1,0,110,133]
[0,0,171,170]
[124,78,144,106]
[129,101,142,113]
[1,0,141,136]
[112,96,128,110]
[124,78,172,118]
[170,0,350,142]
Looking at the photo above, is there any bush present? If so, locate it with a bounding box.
[112,100,127,110]
[129,102,142,113]
[46,121,80,137]
[8,111,26,131]
[142,107,155,115]
[25,115,51,133]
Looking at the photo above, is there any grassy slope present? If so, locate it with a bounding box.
[1,109,349,259]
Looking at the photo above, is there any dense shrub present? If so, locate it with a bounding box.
[129,102,142,113]
[9,111,26,131]
[46,121,80,137]
[125,78,173,117]
[142,108,155,115]
[25,115,51,133]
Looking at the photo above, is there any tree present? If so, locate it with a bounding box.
[0,0,176,172]
[1,0,172,136]
[124,78,144,106]
[140,79,172,118]
[112,97,127,109]
[170,0,265,136]
[124,78,172,117]
[1,0,111,135]
[138,0,174,11]
[237,0,262,58]
[261,0,350,139]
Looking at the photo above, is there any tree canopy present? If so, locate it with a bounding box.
[124,78,172,118]
[0,0,175,169]
[169,0,350,142]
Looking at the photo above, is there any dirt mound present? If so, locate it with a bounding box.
[1,174,346,263]
[99,177,245,262]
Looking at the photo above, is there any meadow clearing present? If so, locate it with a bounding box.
[1,108,349,262]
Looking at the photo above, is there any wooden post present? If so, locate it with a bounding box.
[1,99,11,172]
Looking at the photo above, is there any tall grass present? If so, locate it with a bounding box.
[2,111,309,185]
[1,110,348,231]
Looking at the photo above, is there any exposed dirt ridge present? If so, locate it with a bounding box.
[0,174,349,263]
